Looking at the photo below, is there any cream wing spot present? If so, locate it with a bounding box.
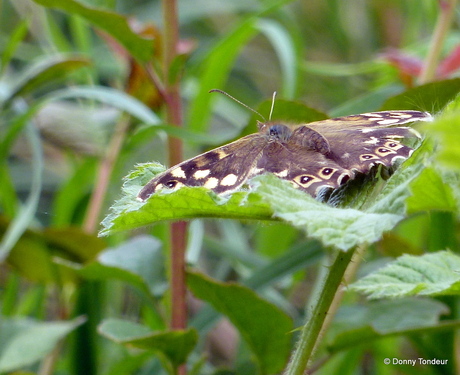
[274,170,288,177]
[220,174,238,186]
[363,137,379,145]
[204,177,219,189]
[216,150,228,159]
[376,118,401,125]
[170,167,186,179]
[193,169,211,179]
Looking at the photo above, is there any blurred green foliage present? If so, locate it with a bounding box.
[1,0,460,374]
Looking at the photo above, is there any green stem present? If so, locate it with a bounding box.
[419,0,458,84]
[284,248,356,375]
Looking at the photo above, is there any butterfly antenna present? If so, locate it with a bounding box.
[269,91,277,120]
[209,89,266,121]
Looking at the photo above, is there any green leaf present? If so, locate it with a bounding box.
[351,251,460,299]
[32,0,154,62]
[256,99,328,124]
[44,86,160,125]
[187,18,260,133]
[328,298,453,353]
[256,19,298,99]
[187,271,292,375]
[190,241,323,334]
[98,319,198,368]
[0,122,43,262]
[187,0,291,133]
[379,78,460,112]
[5,55,90,103]
[100,160,416,251]
[2,218,105,282]
[423,99,460,171]
[406,167,457,213]
[0,317,85,372]
[1,19,30,75]
[253,175,403,251]
[76,235,165,298]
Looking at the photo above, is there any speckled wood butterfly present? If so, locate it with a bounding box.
[137,110,431,202]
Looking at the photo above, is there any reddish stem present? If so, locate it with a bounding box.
[162,3,188,375]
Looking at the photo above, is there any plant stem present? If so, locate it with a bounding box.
[419,0,458,84]
[162,3,188,374]
[284,248,356,375]
[83,115,129,234]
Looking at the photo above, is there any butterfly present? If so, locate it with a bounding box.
[137,110,432,202]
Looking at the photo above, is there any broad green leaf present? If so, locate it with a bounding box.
[32,0,154,62]
[98,319,198,367]
[379,78,460,112]
[0,317,85,372]
[100,161,416,251]
[406,167,457,213]
[187,271,292,375]
[256,99,328,125]
[328,298,454,353]
[351,251,460,299]
[253,175,403,251]
[76,235,165,298]
[190,240,323,334]
[1,213,104,282]
[99,163,274,236]
[44,227,106,261]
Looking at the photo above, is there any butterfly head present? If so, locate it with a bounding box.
[257,121,292,142]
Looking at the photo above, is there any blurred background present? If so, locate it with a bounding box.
[1,0,459,374]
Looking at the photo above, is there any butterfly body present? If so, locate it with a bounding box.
[137,110,432,201]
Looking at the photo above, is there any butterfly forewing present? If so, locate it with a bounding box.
[137,133,269,201]
[137,110,431,201]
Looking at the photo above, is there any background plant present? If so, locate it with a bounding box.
[1,1,460,375]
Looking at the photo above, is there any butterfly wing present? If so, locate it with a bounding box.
[256,140,352,197]
[304,110,431,173]
[137,133,269,201]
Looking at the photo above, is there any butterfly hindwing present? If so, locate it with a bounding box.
[304,110,431,174]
